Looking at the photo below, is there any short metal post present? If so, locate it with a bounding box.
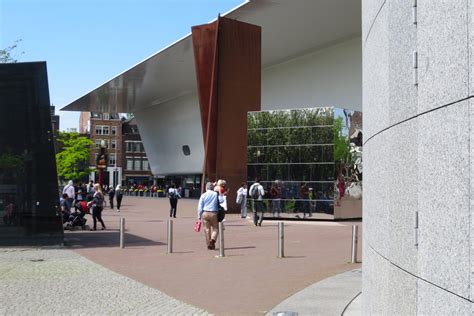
[218,221,225,257]
[167,219,173,254]
[351,225,358,263]
[119,217,125,248]
[278,222,284,258]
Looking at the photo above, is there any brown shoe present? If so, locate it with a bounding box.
[209,239,216,250]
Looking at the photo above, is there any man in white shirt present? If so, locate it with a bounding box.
[197,182,224,250]
[168,184,181,218]
[62,180,75,213]
[249,177,265,226]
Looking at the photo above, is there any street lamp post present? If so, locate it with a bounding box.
[97,140,107,187]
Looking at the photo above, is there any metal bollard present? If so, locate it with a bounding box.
[351,225,358,263]
[167,219,173,254]
[278,222,284,258]
[218,221,225,257]
[119,217,125,248]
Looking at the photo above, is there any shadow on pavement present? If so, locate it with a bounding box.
[225,246,256,250]
[64,231,165,249]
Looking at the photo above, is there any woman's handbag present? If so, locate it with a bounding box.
[236,193,243,204]
[194,220,202,232]
[216,192,225,222]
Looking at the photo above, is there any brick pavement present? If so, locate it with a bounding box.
[65,196,362,315]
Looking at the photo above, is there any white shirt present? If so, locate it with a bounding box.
[168,188,180,198]
[249,183,264,201]
[63,185,75,199]
[237,187,248,196]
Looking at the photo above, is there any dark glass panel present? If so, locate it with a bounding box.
[320,126,334,144]
[247,127,258,147]
[265,147,278,163]
[311,127,323,144]
[322,144,335,161]
[289,164,311,181]
[284,146,300,163]
[247,147,257,163]
[0,62,63,245]
[268,164,288,182]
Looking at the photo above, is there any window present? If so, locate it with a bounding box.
[143,160,149,170]
[134,159,141,171]
[95,139,108,148]
[109,153,116,166]
[135,142,141,152]
[103,126,109,135]
[111,140,116,149]
[103,113,109,120]
[126,159,133,170]
[95,125,102,135]
[182,145,190,156]
[125,141,133,152]
[112,126,117,135]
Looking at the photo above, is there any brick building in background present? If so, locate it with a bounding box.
[121,118,153,186]
[84,113,153,187]
[88,112,123,187]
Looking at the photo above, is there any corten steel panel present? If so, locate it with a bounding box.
[192,17,261,211]
[191,21,219,176]
[216,18,261,211]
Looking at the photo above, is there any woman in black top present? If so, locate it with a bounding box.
[88,184,106,230]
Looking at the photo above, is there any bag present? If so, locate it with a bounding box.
[217,207,225,222]
[169,189,176,199]
[194,220,202,232]
[216,192,225,222]
[236,193,243,204]
[250,185,260,200]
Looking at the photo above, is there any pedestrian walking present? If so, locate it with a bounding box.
[88,184,106,231]
[249,177,265,226]
[168,184,181,218]
[86,180,95,199]
[270,180,282,217]
[108,186,115,209]
[197,182,224,250]
[236,182,248,218]
[116,184,123,212]
[62,180,75,213]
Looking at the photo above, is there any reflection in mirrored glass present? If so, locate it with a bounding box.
[247,107,362,220]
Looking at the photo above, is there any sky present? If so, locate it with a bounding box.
[0,0,243,131]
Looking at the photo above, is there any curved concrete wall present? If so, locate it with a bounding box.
[363,0,473,314]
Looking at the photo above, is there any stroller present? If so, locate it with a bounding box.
[64,200,90,230]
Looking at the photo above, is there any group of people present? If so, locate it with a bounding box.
[60,180,124,231]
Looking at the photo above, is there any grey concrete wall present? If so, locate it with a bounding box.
[362,0,473,314]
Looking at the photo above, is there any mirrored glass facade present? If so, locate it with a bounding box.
[247,107,362,219]
[0,62,63,245]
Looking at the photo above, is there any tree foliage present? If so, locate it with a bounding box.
[0,39,24,63]
[56,132,94,182]
[333,117,350,163]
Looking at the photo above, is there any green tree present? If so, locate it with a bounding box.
[0,39,24,63]
[333,117,350,162]
[56,132,94,182]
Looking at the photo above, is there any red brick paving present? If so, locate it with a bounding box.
[65,196,362,315]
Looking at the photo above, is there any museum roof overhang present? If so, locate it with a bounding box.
[61,0,361,114]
